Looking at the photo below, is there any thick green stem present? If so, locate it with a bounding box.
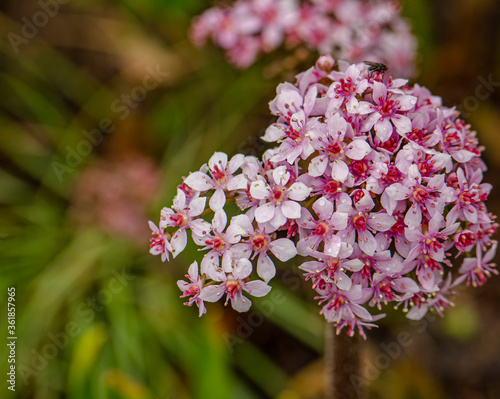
[325,324,364,399]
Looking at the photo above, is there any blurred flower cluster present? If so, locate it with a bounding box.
[71,154,161,243]
[150,56,497,337]
[190,0,416,75]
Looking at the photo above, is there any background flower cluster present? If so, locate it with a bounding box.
[190,0,416,75]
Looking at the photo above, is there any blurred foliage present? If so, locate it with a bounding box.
[0,0,499,399]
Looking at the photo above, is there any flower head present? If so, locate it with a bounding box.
[150,57,497,338]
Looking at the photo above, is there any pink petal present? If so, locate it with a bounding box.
[303,86,317,115]
[250,180,270,200]
[358,230,377,256]
[464,205,478,223]
[270,206,288,229]
[222,250,233,273]
[233,258,253,279]
[404,206,422,230]
[406,305,428,320]
[188,261,199,280]
[170,229,187,257]
[298,208,316,229]
[188,197,206,217]
[185,171,213,191]
[344,140,371,160]
[308,155,328,177]
[231,214,254,234]
[257,253,276,282]
[200,284,226,302]
[209,188,226,211]
[393,277,419,293]
[255,203,275,223]
[231,293,252,312]
[428,215,444,234]
[324,235,342,257]
[385,183,411,200]
[269,238,297,262]
[299,260,325,273]
[397,95,417,111]
[330,212,348,230]
[190,219,210,238]
[280,200,301,219]
[288,182,312,201]
[212,209,227,232]
[230,243,253,259]
[244,280,272,297]
[372,81,387,103]
[367,212,396,232]
[418,267,438,291]
[227,153,244,174]
[360,112,380,132]
[173,189,186,210]
[343,259,364,272]
[391,114,412,135]
[262,124,285,142]
[427,174,445,191]
[375,118,393,142]
[336,271,352,291]
[227,174,248,191]
[451,149,475,163]
[208,151,228,171]
[226,222,245,244]
[331,160,349,182]
[327,113,347,137]
[312,197,333,220]
[273,166,290,186]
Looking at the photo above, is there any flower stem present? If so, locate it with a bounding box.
[325,324,364,399]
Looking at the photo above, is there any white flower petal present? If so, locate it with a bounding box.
[257,253,276,282]
[188,197,206,217]
[244,280,272,297]
[269,238,297,262]
[308,155,328,177]
[209,188,226,211]
[199,285,226,303]
[170,229,187,257]
[331,160,349,182]
[250,180,270,200]
[255,203,275,223]
[312,197,333,220]
[280,200,301,219]
[208,151,228,171]
[344,140,371,160]
[184,171,213,191]
[288,182,312,201]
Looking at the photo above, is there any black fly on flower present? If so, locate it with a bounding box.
[364,61,388,77]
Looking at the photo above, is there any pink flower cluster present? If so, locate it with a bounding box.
[150,56,497,337]
[71,154,161,243]
[190,0,416,75]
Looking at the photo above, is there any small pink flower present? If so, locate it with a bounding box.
[148,221,172,262]
[184,152,247,211]
[361,81,417,141]
[199,258,272,312]
[250,165,312,229]
[230,214,297,282]
[178,261,206,317]
[159,189,210,257]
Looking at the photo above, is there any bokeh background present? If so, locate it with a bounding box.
[1,0,500,398]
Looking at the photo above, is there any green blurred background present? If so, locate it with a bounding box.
[1,0,500,398]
